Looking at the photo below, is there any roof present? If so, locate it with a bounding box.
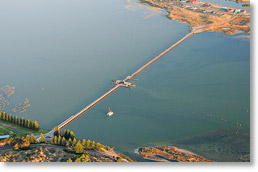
[0,135,10,139]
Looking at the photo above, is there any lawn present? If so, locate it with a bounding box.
[0,120,48,135]
[0,126,27,138]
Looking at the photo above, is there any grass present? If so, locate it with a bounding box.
[0,126,27,138]
[0,119,48,135]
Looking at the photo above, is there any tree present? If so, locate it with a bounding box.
[67,129,70,139]
[9,114,12,122]
[74,154,91,162]
[15,116,18,124]
[30,121,35,129]
[51,137,55,144]
[86,140,92,149]
[96,143,102,151]
[54,126,59,137]
[67,159,73,162]
[82,139,86,147]
[54,136,58,145]
[30,134,38,144]
[58,136,62,145]
[75,142,84,154]
[70,131,75,140]
[68,138,72,147]
[18,118,21,126]
[21,117,25,126]
[27,120,31,129]
[63,129,67,138]
[2,112,6,121]
[61,137,66,146]
[34,121,39,130]
[26,134,30,142]
[73,138,77,146]
[24,119,28,127]
[92,141,96,149]
[13,143,19,150]
[40,133,45,143]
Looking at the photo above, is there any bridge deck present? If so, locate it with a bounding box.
[48,29,199,136]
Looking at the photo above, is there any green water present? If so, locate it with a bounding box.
[0,0,249,161]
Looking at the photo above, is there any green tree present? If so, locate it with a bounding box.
[30,134,38,144]
[40,133,45,143]
[75,142,84,154]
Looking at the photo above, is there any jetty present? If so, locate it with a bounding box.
[45,26,208,137]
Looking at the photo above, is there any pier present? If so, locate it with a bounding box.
[45,27,205,137]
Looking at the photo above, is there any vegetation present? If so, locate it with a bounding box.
[40,133,45,143]
[50,127,112,153]
[0,126,26,138]
[67,154,91,162]
[0,111,41,131]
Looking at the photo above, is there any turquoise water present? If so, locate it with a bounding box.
[0,0,249,161]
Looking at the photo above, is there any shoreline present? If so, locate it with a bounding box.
[139,0,250,35]
[137,145,214,162]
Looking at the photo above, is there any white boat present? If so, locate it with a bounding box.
[107,107,113,116]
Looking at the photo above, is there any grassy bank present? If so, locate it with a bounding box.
[0,126,27,138]
[0,119,48,135]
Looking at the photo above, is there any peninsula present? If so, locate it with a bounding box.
[140,0,250,35]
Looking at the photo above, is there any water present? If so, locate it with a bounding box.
[0,0,249,161]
